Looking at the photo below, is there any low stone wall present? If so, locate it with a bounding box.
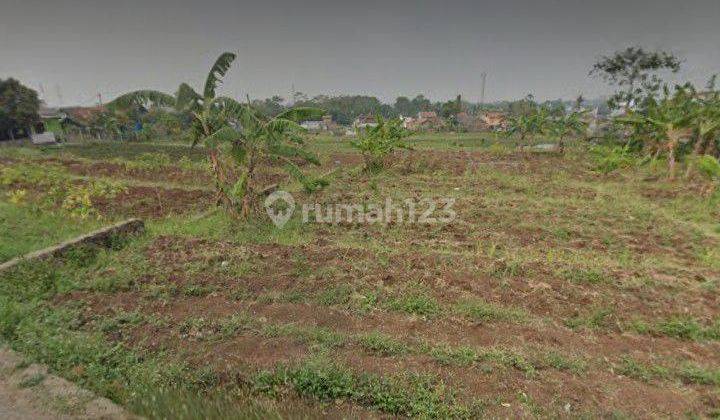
[0,218,145,273]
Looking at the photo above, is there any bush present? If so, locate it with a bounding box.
[696,155,720,180]
[351,116,409,172]
[592,146,638,174]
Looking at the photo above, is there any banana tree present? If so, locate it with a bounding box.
[616,94,696,179]
[506,114,536,143]
[109,52,240,206]
[203,100,325,216]
[109,52,325,215]
[506,107,552,149]
[685,89,720,176]
[546,111,588,153]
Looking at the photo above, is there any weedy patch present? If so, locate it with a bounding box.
[454,299,527,323]
[387,291,442,317]
[253,357,478,418]
[628,316,720,341]
[357,332,409,356]
[565,307,615,331]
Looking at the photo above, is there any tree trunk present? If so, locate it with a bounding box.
[705,138,718,158]
[667,140,677,180]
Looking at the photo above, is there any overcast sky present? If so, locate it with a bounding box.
[1,0,719,106]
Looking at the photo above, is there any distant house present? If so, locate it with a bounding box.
[481,112,507,130]
[353,114,378,129]
[300,120,324,131]
[300,115,336,132]
[456,112,484,132]
[61,106,105,127]
[404,111,445,131]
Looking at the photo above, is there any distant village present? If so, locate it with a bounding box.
[10,93,609,144]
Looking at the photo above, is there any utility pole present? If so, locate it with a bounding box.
[480,72,487,107]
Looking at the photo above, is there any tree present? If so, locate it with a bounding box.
[0,78,41,140]
[591,46,682,111]
[110,52,324,216]
[351,116,409,172]
[393,96,413,117]
[508,94,538,117]
[203,103,326,214]
[616,87,696,179]
[547,111,588,153]
[110,53,237,204]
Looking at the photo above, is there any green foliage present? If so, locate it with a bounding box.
[429,345,478,367]
[592,145,639,174]
[454,299,526,323]
[387,291,441,317]
[591,46,682,109]
[565,307,615,330]
[351,116,410,172]
[629,316,720,341]
[254,357,475,418]
[679,364,720,386]
[0,78,41,139]
[110,53,326,216]
[0,163,126,220]
[357,332,408,356]
[615,357,670,382]
[696,155,720,180]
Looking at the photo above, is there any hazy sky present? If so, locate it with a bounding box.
[1,0,719,106]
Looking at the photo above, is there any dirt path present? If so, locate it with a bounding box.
[0,347,131,419]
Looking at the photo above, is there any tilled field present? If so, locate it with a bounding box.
[1,141,719,418]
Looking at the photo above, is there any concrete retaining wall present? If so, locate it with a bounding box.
[0,218,145,273]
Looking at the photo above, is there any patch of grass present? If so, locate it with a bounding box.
[357,332,408,356]
[317,284,353,306]
[615,357,670,382]
[454,299,526,323]
[561,268,608,285]
[678,364,720,386]
[538,351,587,374]
[130,387,290,420]
[18,372,46,388]
[214,313,253,339]
[629,316,720,341]
[479,348,536,376]
[258,323,346,349]
[387,292,441,317]
[182,284,215,297]
[97,310,146,334]
[429,345,478,367]
[253,357,476,418]
[565,307,614,330]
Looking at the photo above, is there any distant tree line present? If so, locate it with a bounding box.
[249,92,588,124]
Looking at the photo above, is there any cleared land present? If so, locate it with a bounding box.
[1,135,719,418]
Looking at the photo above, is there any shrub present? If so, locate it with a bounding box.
[696,155,720,180]
[592,146,638,174]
